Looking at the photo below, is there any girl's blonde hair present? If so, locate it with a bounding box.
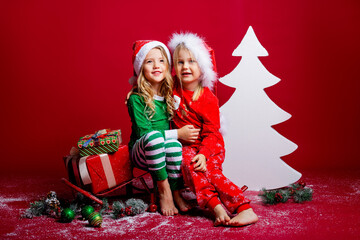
[131,46,174,119]
[173,43,204,101]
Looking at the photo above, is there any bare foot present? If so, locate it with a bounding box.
[173,190,191,212]
[213,204,230,226]
[157,179,179,216]
[228,208,259,227]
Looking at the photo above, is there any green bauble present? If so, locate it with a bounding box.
[88,212,102,227]
[81,205,95,220]
[61,208,75,223]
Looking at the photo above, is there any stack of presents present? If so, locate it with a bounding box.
[63,129,143,201]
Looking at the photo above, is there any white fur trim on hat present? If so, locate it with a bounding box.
[133,41,171,76]
[168,33,217,90]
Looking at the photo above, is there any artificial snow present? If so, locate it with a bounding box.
[1,170,359,239]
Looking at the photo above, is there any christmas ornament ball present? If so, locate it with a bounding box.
[81,205,95,220]
[148,203,157,212]
[88,212,102,227]
[61,208,75,222]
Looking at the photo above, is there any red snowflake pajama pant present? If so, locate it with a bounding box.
[182,146,251,214]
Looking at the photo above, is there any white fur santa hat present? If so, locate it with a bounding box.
[129,40,172,85]
[168,32,218,91]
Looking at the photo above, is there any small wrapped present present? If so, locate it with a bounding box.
[78,129,122,157]
[64,145,133,194]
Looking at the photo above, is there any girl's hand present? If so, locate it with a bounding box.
[125,90,132,104]
[192,154,207,172]
[125,86,137,104]
[178,125,200,142]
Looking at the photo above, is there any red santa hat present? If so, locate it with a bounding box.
[129,40,172,85]
[168,33,218,92]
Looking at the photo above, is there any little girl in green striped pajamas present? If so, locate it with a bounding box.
[127,40,199,216]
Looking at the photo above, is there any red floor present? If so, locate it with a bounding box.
[1,169,359,240]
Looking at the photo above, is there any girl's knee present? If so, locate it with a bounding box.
[144,131,164,147]
[165,139,182,148]
[164,139,182,154]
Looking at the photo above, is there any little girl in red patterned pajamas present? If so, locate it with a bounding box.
[168,33,259,227]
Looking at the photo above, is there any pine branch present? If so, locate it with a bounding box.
[21,200,46,218]
[111,201,126,219]
[99,198,109,215]
[125,198,148,215]
[293,188,313,203]
[259,182,313,205]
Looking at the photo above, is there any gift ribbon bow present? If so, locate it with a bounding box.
[82,129,110,148]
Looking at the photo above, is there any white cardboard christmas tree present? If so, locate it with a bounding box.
[220,26,301,190]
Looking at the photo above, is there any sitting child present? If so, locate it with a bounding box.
[168,33,259,226]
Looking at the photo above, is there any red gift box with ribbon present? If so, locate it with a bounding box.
[64,145,133,194]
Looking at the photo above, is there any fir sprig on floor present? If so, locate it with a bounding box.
[259,181,313,204]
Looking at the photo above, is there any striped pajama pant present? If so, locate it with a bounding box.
[130,131,183,190]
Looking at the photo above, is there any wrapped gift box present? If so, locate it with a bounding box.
[64,145,133,194]
[78,129,122,157]
[63,147,88,189]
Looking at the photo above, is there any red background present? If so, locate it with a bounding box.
[1,0,359,177]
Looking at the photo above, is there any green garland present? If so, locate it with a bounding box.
[22,191,150,225]
[111,198,148,218]
[259,181,313,204]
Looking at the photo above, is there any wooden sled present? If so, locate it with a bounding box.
[61,171,157,212]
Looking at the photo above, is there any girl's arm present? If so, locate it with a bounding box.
[197,92,224,160]
[127,94,162,138]
[128,94,198,141]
